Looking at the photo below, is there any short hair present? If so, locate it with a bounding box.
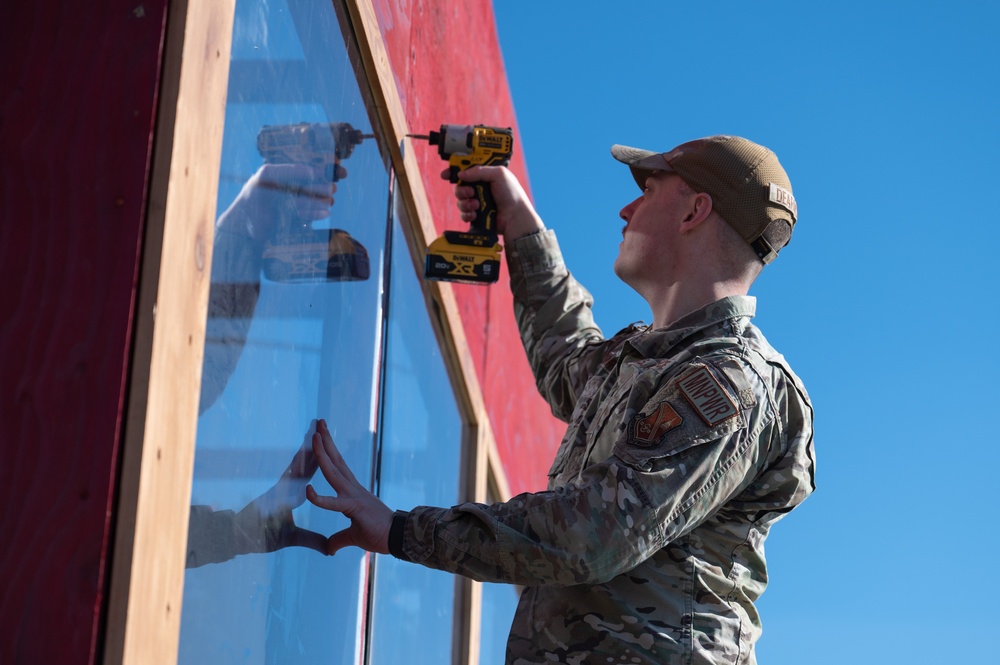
[677,177,764,283]
[715,210,764,284]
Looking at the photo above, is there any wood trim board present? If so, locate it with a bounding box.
[104,0,235,662]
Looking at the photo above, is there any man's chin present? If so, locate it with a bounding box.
[612,257,630,284]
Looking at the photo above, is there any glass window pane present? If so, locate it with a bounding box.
[179,0,388,662]
[479,583,520,665]
[368,200,463,665]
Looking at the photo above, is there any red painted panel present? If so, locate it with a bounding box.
[0,3,168,663]
[372,0,563,494]
[482,285,566,496]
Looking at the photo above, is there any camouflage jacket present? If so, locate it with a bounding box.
[392,230,815,664]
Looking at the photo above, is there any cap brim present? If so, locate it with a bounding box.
[610,144,676,190]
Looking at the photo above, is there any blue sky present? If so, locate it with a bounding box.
[494,2,999,663]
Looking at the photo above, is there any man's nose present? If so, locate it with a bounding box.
[620,197,640,222]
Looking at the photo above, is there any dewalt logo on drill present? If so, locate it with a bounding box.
[477,132,512,152]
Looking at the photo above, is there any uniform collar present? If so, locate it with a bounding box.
[624,295,757,359]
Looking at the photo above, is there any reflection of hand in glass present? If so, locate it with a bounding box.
[231,433,329,554]
[216,163,343,244]
[186,427,328,568]
[200,164,345,412]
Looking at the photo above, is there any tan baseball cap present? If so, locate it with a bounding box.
[611,135,797,264]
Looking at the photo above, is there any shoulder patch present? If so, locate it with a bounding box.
[628,401,683,446]
[678,365,738,426]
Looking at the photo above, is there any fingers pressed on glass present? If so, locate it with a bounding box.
[316,421,360,485]
[311,433,348,491]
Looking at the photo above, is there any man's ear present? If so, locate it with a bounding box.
[680,192,714,233]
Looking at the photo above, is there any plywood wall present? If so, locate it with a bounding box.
[0,2,170,662]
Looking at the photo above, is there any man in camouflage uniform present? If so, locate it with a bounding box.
[308,135,816,664]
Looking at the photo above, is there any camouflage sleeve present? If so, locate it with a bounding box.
[506,230,608,421]
[398,355,794,586]
[186,505,239,568]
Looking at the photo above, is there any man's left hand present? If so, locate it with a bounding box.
[306,419,393,555]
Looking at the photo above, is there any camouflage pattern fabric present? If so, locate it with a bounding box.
[398,230,816,664]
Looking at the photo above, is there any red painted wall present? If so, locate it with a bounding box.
[372,0,564,495]
[0,3,168,663]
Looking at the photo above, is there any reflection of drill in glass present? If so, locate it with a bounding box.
[256,122,375,282]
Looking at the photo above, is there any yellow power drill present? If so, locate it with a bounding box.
[256,122,374,282]
[409,124,514,284]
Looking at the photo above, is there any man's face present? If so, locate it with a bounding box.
[613,171,695,287]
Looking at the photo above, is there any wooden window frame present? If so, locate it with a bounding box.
[103,1,513,664]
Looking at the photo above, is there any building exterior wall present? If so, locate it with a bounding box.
[0,3,170,663]
[0,1,560,663]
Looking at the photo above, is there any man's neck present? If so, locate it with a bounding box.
[647,279,749,330]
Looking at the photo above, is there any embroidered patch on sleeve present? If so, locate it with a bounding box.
[678,366,738,426]
[629,401,683,446]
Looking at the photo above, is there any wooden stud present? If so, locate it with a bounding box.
[104,0,235,663]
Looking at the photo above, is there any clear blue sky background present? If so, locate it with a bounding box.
[494,2,999,663]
